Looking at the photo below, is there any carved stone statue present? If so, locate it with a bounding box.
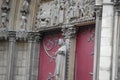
[50,1,58,26]
[20,0,29,30]
[1,1,10,28]
[54,39,66,80]
[21,0,29,14]
[73,2,80,18]
[20,15,27,30]
[66,5,74,23]
[58,1,65,24]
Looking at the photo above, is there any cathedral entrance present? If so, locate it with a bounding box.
[75,25,95,80]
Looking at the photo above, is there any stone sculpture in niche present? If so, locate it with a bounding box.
[54,39,66,80]
[20,0,30,30]
[1,0,10,28]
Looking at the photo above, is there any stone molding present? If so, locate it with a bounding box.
[0,31,41,42]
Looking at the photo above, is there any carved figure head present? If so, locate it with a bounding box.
[58,39,64,46]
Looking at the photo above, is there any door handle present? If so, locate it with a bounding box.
[89,72,93,76]
[90,52,94,56]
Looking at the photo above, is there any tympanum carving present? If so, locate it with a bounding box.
[35,0,95,29]
[36,0,66,28]
[66,0,95,22]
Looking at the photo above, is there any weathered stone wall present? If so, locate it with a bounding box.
[13,42,28,80]
[0,41,8,80]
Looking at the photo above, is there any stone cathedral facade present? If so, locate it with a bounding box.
[0,0,120,80]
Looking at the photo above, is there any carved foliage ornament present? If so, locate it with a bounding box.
[62,24,76,39]
[16,31,28,40]
[27,32,41,41]
[1,0,10,28]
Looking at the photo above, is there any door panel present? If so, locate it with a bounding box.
[75,26,95,80]
[38,32,63,80]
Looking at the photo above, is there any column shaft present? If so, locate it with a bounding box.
[7,31,16,80]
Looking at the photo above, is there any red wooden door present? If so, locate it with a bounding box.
[75,26,95,80]
[38,32,63,80]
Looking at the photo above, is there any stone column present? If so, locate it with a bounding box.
[98,0,114,80]
[30,32,41,80]
[7,31,16,80]
[112,1,120,80]
[62,24,76,80]
[94,5,102,80]
[26,32,35,80]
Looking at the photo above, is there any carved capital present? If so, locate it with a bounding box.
[34,32,41,42]
[8,31,16,41]
[27,32,41,42]
[16,31,28,41]
[0,28,8,40]
[27,32,35,41]
[114,0,120,15]
[62,24,76,39]
[94,5,102,17]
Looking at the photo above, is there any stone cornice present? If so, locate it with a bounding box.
[36,17,95,32]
